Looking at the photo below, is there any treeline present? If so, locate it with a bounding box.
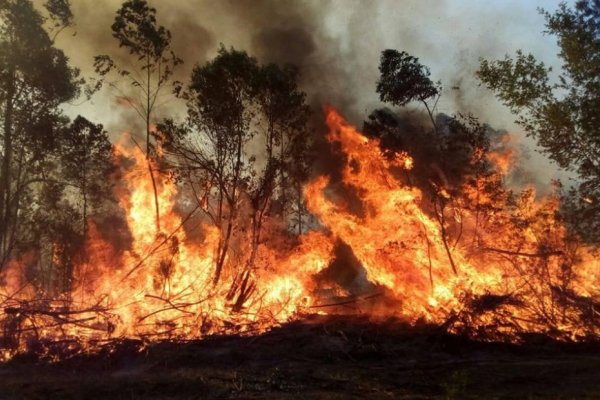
[0,0,114,294]
[0,0,599,302]
[0,0,315,298]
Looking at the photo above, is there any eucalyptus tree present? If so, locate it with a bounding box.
[160,47,311,308]
[0,0,82,269]
[95,0,182,234]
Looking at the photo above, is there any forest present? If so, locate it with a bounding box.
[1,1,600,398]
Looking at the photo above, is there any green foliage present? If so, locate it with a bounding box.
[377,49,439,106]
[60,116,115,231]
[0,0,115,294]
[44,0,73,29]
[170,46,311,209]
[254,63,309,137]
[0,1,81,102]
[187,47,258,142]
[0,0,83,271]
[478,51,553,111]
[112,0,169,58]
[94,0,182,96]
[160,46,312,285]
[477,0,600,242]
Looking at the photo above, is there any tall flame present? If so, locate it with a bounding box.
[1,107,599,360]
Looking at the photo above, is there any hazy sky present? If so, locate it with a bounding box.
[57,0,573,186]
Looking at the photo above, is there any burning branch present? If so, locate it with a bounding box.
[481,247,564,258]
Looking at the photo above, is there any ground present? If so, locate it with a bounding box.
[1,315,599,399]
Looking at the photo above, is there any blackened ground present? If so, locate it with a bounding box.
[1,315,600,399]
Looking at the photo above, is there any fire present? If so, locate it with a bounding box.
[1,107,599,359]
[306,108,493,320]
[68,138,333,340]
[305,107,598,338]
[487,133,517,176]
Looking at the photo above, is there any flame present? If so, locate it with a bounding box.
[306,108,489,320]
[68,138,333,340]
[305,107,599,338]
[1,107,599,358]
[487,132,518,176]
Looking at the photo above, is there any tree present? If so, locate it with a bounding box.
[373,49,493,274]
[60,116,114,244]
[160,47,311,309]
[253,63,311,233]
[377,49,441,131]
[30,178,83,294]
[477,0,600,242]
[177,47,258,288]
[371,49,588,318]
[0,0,82,269]
[95,0,181,234]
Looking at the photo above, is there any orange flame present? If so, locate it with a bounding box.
[1,107,599,359]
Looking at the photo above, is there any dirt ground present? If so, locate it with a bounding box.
[1,315,599,399]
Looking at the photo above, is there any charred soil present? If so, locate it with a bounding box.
[1,315,599,399]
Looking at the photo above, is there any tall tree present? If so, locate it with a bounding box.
[60,116,114,244]
[160,47,311,307]
[95,0,181,234]
[377,49,441,132]
[252,63,311,239]
[477,0,600,242]
[183,47,257,288]
[0,0,81,269]
[374,49,468,274]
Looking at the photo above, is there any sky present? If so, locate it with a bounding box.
[56,0,574,187]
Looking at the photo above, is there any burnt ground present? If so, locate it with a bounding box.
[1,315,600,400]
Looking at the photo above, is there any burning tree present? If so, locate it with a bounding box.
[371,49,492,277]
[159,47,312,304]
[0,0,599,364]
[0,0,119,355]
[0,0,115,296]
[94,0,182,235]
[362,46,600,340]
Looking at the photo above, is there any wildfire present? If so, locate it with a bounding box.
[487,133,518,176]
[1,107,599,360]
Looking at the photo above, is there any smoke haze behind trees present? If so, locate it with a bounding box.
[57,0,572,188]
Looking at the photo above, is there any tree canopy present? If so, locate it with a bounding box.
[160,46,311,293]
[0,0,83,270]
[477,0,600,242]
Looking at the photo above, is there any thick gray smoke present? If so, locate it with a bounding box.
[57,0,572,188]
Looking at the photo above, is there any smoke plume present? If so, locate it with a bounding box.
[57,0,571,186]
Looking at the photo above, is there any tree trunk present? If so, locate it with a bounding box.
[434,199,458,275]
[213,213,233,285]
[214,123,243,285]
[146,54,160,234]
[296,182,303,235]
[0,66,15,264]
[82,177,88,245]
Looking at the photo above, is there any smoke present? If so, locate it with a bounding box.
[56,0,571,187]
